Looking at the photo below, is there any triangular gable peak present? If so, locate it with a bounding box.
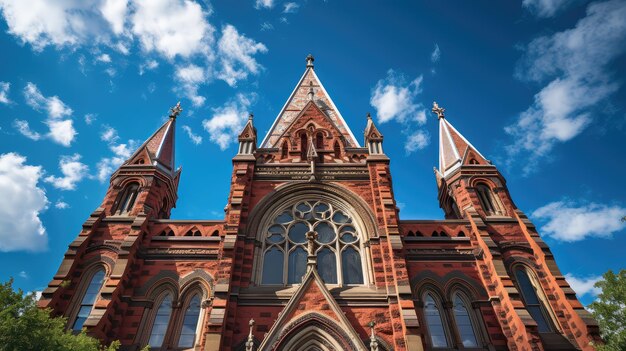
[278,100,349,145]
[438,116,488,178]
[260,59,360,148]
[125,117,177,174]
[257,268,368,351]
[238,115,257,142]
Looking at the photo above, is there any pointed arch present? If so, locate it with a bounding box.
[475,182,505,216]
[333,140,341,159]
[67,265,107,331]
[281,140,289,159]
[512,264,559,333]
[273,312,363,351]
[114,182,140,215]
[300,133,308,160]
[422,290,451,348]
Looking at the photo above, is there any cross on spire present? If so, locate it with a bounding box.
[169,101,183,119]
[432,101,445,119]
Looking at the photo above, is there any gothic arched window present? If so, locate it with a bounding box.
[333,140,341,159]
[177,294,201,348]
[300,134,308,160]
[475,183,503,216]
[281,141,289,159]
[71,268,105,331]
[148,293,173,348]
[316,132,324,149]
[116,182,139,214]
[451,292,480,347]
[513,266,556,333]
[423,292,450,348]
[260,200,364,286]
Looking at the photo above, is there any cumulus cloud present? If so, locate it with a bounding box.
[431,44,440,63]
[175,63,207,106]
[13,120,42,141]
[202,93,254,150]
[283,2,299,13]
[20,82,77,146]
[405,130,430,153]
[260,22,274,31]
[96,53,112,63]
[523,0,575,18]
[100,0,129,35]
[216,25,268,87]
[532,200,626,242]
[96,126,139,182]
[182,125,202,145]
[131,0,214,60]
[44,154,89,190]
[0,82,10,104]
[0,153,48,252]
[564,273,602,298]
[255,0,274,9]
[55,200,70,209]
[370,70,425,124]
[506,0,626,173]
[139,59,159,75]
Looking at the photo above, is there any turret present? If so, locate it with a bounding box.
[104,103,182,219]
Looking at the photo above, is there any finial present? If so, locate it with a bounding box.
[431,101,445,119]
[366,112,372,120]
[369,321,379,351]
[307,81,315,101]
[248,113,254,121]
[169,101,183,119]
[245,319,255,351]
[306,54,315,69]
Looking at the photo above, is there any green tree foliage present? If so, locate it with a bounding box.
[0,279,120,351]
[589,270,626,351]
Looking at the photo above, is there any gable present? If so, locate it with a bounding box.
[260,67,360,149]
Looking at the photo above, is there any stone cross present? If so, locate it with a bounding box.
[245,319,255,351]
[431,101,445,119]
[169,101,183,119]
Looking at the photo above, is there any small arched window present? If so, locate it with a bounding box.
[148,293,173,348]
[432,231,439,237]
[177,294,201,348]
[423,292,450,348]
[469,158,479,165]
[316,132,324,149]
[475,183,503,216]
[451,292,480,347]
[513,266,555,333]
[333,140,341,159]
[116,182,139,215]
[281,141,289,159]
[211,230,220,237]
[457,231,466,237]
[71,268,105,331]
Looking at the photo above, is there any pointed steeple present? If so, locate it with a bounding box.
[434,101,488,178]
[124,103,179,175]
[260,55,360,148]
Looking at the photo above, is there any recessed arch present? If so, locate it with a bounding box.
[272,312,363,351]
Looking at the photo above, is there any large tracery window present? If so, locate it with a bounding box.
[260,200,365,286]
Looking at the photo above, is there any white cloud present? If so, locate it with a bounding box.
[216,24,267,87]
[283,2,299,13]
[370,70,424,124]
[0,153,48,252]
[405,130,430,154]
[101,125,120,143]
[430,44,440,63]
[0,82,11,104]
[131,0,214,60]
[100,0,129,35]
[139,59,159,75]
[175,63,207,106]
[523,0,575,18]
[255,0,274,9]
[564,274,602,297]
[532,200,626,242]
[19,271,28,279]
[84,113,97,125]
[21,83,77,146]
[202,93,254,150]
[507,0,626,173]
[96,53,112,63]
[14,120,42,141]
[260,22,274,31]
[182,125,202,145]
[24,82,72,119]
[44,154,89,191]
[55,200,70,209]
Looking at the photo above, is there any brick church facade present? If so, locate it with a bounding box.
[40,55,601,350]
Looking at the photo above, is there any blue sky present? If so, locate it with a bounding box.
[0,0,625,306]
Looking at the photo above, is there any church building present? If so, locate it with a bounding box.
[40,55,601,350]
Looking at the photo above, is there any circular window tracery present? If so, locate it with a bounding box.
[260,200,364,286]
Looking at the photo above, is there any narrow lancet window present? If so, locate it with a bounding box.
[177,295,201,348]
[148,294,173,348]
[71,269,105,331]
[424,293,449,348]
[452,292,479,347]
